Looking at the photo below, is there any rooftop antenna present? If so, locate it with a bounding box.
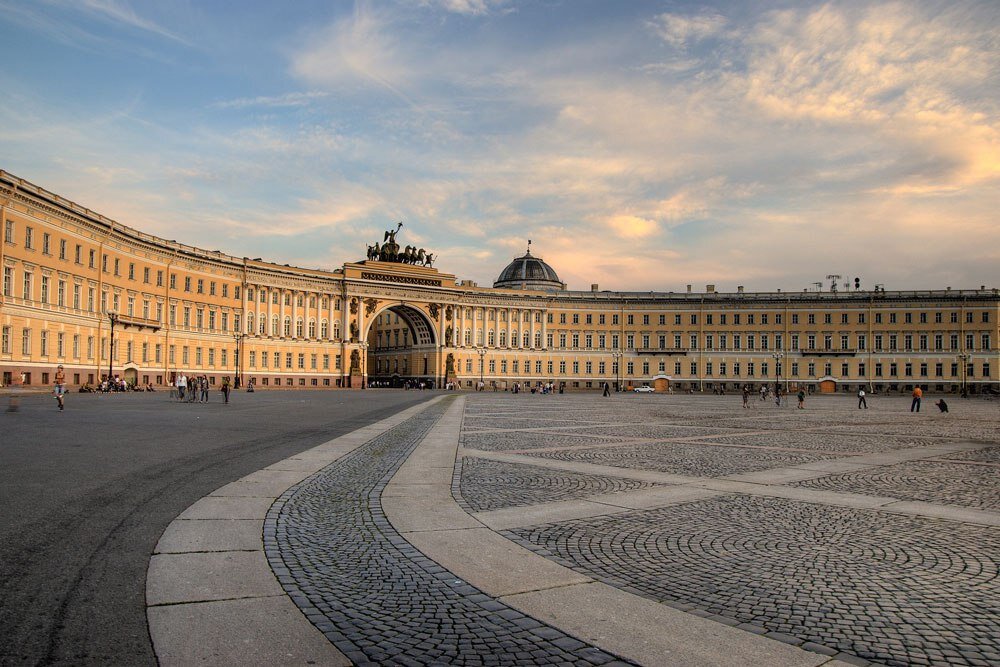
[827,274,841,292]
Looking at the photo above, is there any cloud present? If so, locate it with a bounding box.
[415,0,507,16]
[77,0,189,44]
[648,11,727,47]
[606,214,658,239]
[291,4,417,106]
[210,91,330,110]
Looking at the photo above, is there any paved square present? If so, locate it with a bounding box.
[459,393,1000,666]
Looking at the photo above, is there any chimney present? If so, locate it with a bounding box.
[706,284,715,293]
[686,284,692,293]
[737,285,744,293]
[591,284,599,292]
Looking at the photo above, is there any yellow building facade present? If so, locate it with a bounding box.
[2,170,997,394]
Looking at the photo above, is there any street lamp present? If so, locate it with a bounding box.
[107,310,119,383]
[233,333,244,388]
[612,351,622,391]
[476,347,486,390]
[958,352,970,396]
[771,351,784,395]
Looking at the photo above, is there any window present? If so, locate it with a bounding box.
[1,326,9,354]
[3,219,13,243]
[25,226,34,249]
[42,233,51,254]
[128,263,135,280]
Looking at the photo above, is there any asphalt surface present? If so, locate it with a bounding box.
[0,388,436,667]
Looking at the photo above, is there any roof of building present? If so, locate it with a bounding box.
[493,249,565,291]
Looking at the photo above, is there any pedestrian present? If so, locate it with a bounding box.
[176,373,187,401]
[775,387,782,407]
[857,388,867,409]
[603,382,610,397]
[742,386,750,408]
[221,376,231,404]
[53,364,66,411]
[935,398,949,413]
[199,376,209,403]
[797,388,805,409]
[910,386,922,412]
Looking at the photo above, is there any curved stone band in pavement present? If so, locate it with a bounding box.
[264,397,631,666]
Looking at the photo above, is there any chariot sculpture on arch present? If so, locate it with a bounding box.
[366,222,435,267]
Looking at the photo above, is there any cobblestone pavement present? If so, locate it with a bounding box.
[793,460,1000,511]
[459,393,1000,666]
[456,458,665,512]
[506,496,1000,667]
[527,441,838,477]
[265,398,632,666]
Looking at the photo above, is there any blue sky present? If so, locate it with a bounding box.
[1,0,998,291]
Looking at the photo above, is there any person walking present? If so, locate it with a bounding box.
[742,386,750,408]
[857,388,867,409]
[176,373,187,402]
[53,364,66,411]
[910,386,922,412]
[221,376,231,404]
[603,382,610,397]
[199,376,209,403]
[797,388,805,409]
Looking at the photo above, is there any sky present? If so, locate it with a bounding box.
[1,0,998,293]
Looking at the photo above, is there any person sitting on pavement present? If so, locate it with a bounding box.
[935,399,949,413]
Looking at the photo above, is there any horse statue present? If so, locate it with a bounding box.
[415,248,425,265]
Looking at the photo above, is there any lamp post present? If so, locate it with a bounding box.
[107,310,119,383]
[233,333,244,388]
[612,351,622,391]
[958,352,970,396]
[771,351,784,395]
[477,347,486,389]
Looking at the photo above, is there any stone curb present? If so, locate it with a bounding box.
[144,396,447,667]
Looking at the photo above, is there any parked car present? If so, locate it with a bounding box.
[633,386,655,393]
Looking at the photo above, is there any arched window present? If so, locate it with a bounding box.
[512,330,519,348]
[476,330,483,346]
[488,329,495,346]
[308,319,316,338]
[464,329,472,346]
[283,316,291,337]
[260,317,267,335]
[499,331,507,347]
[295,318,303,337]
[320,320,328,339]
[271,315,279,336]
[333,322,341,340]
[247,313,254,334]
[523,332,530,347]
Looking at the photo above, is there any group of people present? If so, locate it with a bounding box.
[741,385,786,407]
[173,374,237,404]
